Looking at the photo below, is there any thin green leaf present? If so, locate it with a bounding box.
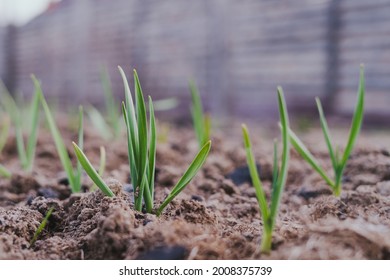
[204,113,211,145]
[288,127,335,188]
[270,87,290,225]
[118,66,139,165]
[24,80,41,171]
[271,139,279,190]
[72,142,114,197]
[242,125,269,222]
[156,140,212,216]
[0,163,11,178]
[134,72,148,175]
[316,97,338,171]
[0,82,27,168]
[98,146,106,177]
[340,64,365,168]
[90,146,106,192]
[36,76,77,192]
[141,174,152,212]
[148,96,156,201]
[0,80,20,123]
[30,206,54,247]
[86,105,112,140]
[15,126,27,168]
[74,106,84,192]
[189,81,206,147]
[134,70,153,211]
[0,115,10,154]
[100,66,120,135]
[122,102,140,209]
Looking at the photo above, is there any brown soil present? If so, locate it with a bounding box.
[0,121,389,260]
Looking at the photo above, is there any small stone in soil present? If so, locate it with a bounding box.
[221,180,236,195]
[136,245,188,260]
[226,164,261,186]
[26,196,35,206]
[58,177,69,186]
[37,187,60,199]
[123,184,134,193]
[191,195,203,202]
[342,176,351,183]
[380,148,390,157]
[297,188,332,200]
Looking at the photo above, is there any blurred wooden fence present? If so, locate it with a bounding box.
[1,0,390,121]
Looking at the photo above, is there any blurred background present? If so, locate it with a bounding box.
[0,0,389,123]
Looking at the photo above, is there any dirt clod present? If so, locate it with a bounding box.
[0,125,389,259]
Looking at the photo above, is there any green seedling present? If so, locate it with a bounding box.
[30,207,54,247]
[35,76,84,193]
[189,81,211,148]
[0,115,10,155]
[88,67,178,140]
[0,163,11,178]
[286,65,365,196]
[73,67,212,216]
[73,143,113,197]
[0,80,41,172]
[242,87,290,254]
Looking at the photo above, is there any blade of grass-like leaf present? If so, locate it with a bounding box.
[316,97,338,171]
[74,106,84,192]
[122,102,140,209]
[0,116,10,154]
[86,105,112,140]
[134,70,152,211]
[29,206,54,247]
[25,78,42,172]
[134,70,148,171]
[100,66,119,135]
[242,125,269,222]
[156,140,211,216]
[118,66,139,164]
[98,146,106,177]
[288,127,335,188]
[15,125,27,168]
[0,81,19,122]
[204,113,211,145]
[35,76,76,192]
[270,87,290,225]
[90,146,106,191]
[0,84,28,168]
[148,96,156,201]
[189,81,204,146]
[340,64,365,169]
[271,139,279,189]
[191,107,202,147]
[0,163,11,178]
[72,142,114,197]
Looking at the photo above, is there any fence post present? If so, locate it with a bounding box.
[323,0,342,113]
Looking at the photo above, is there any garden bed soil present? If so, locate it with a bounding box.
[0,121,389,259]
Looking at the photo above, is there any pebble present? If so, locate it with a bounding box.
[226,164,261,185]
